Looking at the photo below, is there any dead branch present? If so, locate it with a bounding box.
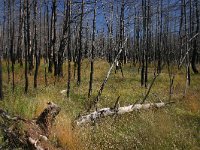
[178,33,199,69]
[88,38,128,111]
[141,73,159,104]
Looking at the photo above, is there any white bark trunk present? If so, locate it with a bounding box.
[76,102,171,126]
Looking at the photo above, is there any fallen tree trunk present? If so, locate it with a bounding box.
[0,102,61,150]
[76,102,174,126]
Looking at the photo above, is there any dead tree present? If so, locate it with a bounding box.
[0,102,61,149]
[101,0,114,64]
[77,101,174,126]
[67,0,72,98]
[0,58,3,100]
[17,0,23,67]
[0,0,6,98]
[6,0,10,84]
[44,0,49,86]
[88,38,127,111]
[77,0,84,85]
[144,0,151,88]
[34,0,39,88]
[27,0,33,72]
[119,0,126,64]
[52,0,57,77]
[88,0,97,98]
[48,0,57,74]
[10,0,15,92]
[141,0,147,86]
[191,0,199,74]
[157,0,163,74]
[39,0,42,66]
[57,0,70,76]
[183,0,190,96]
[24,0,30,93]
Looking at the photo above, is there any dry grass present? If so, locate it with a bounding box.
[0,60,200,149]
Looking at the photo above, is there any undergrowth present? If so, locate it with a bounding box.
[0,60,200,149]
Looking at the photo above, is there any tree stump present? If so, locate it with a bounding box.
[0,102,61,150]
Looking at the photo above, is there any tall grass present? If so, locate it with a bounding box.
[0,60,199,149]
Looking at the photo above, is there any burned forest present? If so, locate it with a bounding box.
[0,0,199,149]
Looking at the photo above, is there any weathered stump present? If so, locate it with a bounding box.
[0,102,61,150]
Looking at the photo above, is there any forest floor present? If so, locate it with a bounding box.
[0,60,200,149]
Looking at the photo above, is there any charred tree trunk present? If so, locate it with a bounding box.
[0,0,5,99]
[119,0,125,64]
[27,0,33,72]
[24,0,30,93]
[77,0,84,86]
[10,0,15,92]
[141,0,146,86]
[145,0,150,87]
[88,0,96,98]
[34,0,39,88]
[6,0,10,84]
[191,0,199,74]
[52,0,57,77]
[67,0,71,98]
[48,0,57,74]
[0,58,3,100]
[157,0,163,73]
[57,0,70,77]
[44,0,49,86]
[17,0,23,67]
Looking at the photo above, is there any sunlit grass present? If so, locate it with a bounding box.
[0,60,200,149]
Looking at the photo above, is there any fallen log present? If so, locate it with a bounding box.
[0,102,61,150]
[76,102,174,126]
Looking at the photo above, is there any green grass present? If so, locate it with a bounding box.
[0,60,200,149]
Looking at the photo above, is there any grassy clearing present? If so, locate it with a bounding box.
[0,60,200,149]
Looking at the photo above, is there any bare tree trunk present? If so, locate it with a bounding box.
[0,0,6,99]
[27,0,33,73]
[67,0,71,98]
[57,0,70,77]
[88,0,96,98]
[8,0,15,92]
[34,0,39,88]
[191,0,199,74]
[119,0,125,64]
[145,0,150,88]
[77,0,84,86]
[0,57,3,100]
[39,0,42,66]
[48,0,57,74]
[6,0,10,84]
[17,0,23,67]
[157,0,163,73]
[52,0,57,77]
[44,0,49,86]
[73,31,78,79]
[24,0,30,94]
[77,101,173,126]
[102,0,114,64]
[179,0,184,68]
[88,38,127,111]
[0,21,4,99]
[183,0,190,96]
[84,23,89,58]
[141,0,146,86]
